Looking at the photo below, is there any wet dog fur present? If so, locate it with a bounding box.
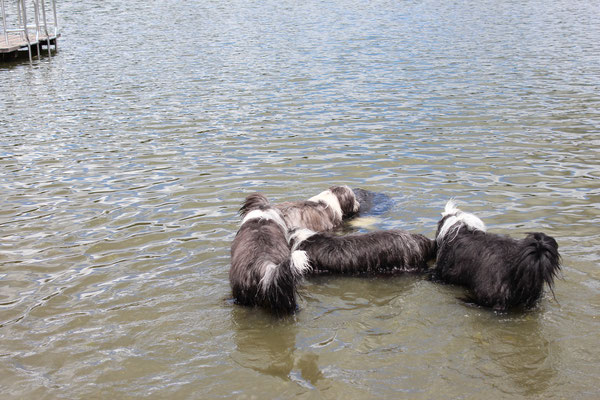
[230,194,309,316]
[289,228,436,275]
[434,200,561,311]
[273,185,360,232]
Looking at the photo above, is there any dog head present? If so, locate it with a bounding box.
[239,193,288,234]
[330,185,360,217]
[240,193,271,218]
[436,199,486,244]
[308,185,360,220]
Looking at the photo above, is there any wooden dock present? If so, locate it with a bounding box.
[0,32,59,53]
[1,0,60,62]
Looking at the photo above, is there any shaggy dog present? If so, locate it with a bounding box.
[289,228,436,275]
[273,185,360,231]
[230,194,309,315]
[434,200,561,311]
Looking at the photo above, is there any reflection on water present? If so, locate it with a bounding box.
[230,308,324,389]
[1,0,600,398]
[470,314,558,397]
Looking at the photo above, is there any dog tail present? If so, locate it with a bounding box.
[257,250,311,316]
[513,232,561,307]
[257,259,297,315]
[291,249,311,276]
[240,193,270,217]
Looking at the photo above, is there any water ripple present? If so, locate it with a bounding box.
[1,0,600,398]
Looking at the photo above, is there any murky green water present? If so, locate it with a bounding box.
[1,0,599,398]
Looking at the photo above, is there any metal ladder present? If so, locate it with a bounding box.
[1,0,59,63]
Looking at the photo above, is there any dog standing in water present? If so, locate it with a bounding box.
[434,200,561,311]
[231,186,360,315]
[230,194,309,315]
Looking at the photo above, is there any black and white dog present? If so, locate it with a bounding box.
[434,200,561,311]
[289,228,436,275]
[274,185,360,231]
[230,193,310,316]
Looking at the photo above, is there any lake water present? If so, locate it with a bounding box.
[1,0,599,398]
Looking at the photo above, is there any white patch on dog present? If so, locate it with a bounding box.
[437,200,486,242]
[308,189,343,220]
[291,250,311,275]
[459,212,486,232]
[442,199,459,217]
[288,228,317,250]
[241,208,288,233]
[259,261,277,292]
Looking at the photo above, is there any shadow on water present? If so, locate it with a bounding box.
[229,307,324,389]
[352,188,394,218]
[0,45,59,66]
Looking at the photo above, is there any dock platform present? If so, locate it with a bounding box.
[1,0,60,62]
[1,32,59,53]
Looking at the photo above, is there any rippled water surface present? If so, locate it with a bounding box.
[1,0,599,398]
